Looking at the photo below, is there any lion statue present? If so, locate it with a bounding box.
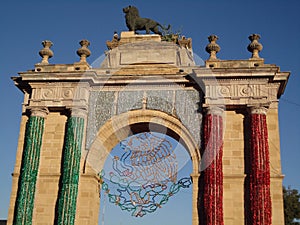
[123,5,170,35]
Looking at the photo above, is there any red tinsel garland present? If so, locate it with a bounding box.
[250,113,272,225]
[203,113,224,225]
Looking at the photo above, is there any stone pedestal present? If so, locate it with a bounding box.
[101,31,195,68]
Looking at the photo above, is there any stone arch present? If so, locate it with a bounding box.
[85,109,200,225]
[86,109,200,176]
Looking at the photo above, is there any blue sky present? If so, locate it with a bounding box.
[0,0,300,223]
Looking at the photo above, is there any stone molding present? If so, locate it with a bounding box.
[223,174,247,179]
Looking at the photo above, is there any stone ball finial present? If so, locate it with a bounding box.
[205,35,220,60]
[77,39,91,63]
[247,34,263,59]
[39,40,53,64]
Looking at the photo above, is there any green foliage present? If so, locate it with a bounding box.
[284,186,300,225]
[161,25,182,44]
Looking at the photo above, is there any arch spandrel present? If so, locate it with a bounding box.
[86,109,200,175]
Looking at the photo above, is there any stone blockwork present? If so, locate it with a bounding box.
[101,31,195,68]
[8,32,289,225]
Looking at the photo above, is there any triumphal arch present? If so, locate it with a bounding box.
[7,28,289,225]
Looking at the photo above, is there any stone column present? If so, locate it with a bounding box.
[202,106,224,225]
[56,108,86,225]
[248,106,272,225]
[13,107,48,225]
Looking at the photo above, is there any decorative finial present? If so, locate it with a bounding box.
[106,31,120,50]
[247,34,263,59]
[178,36,192,50]
[77,39,91,63]
[205,35,220,60]
[39,40,53,64]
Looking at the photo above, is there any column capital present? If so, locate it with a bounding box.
[205,105,224,116]
[28,107,49,118]
[67,107,87,118]
[248,105,269,115]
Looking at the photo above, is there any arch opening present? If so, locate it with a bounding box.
[98,131,193,224]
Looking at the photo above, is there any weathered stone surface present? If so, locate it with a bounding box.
[101,32,195,68]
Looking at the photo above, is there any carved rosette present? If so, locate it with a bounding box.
[77,39,91,63]
[39,40,54,64]
[205,35,220,60]
[247,34,263,59]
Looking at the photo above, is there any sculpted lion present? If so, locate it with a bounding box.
[123,5,170,35]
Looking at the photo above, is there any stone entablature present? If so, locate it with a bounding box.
[192,63,289,108]
[15,65,289,110]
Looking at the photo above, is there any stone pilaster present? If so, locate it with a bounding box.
[56,108,86,225]
[248,105,272,225]
[13,107,48,225]
[202,106,224,225]
[191,173,200,225]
